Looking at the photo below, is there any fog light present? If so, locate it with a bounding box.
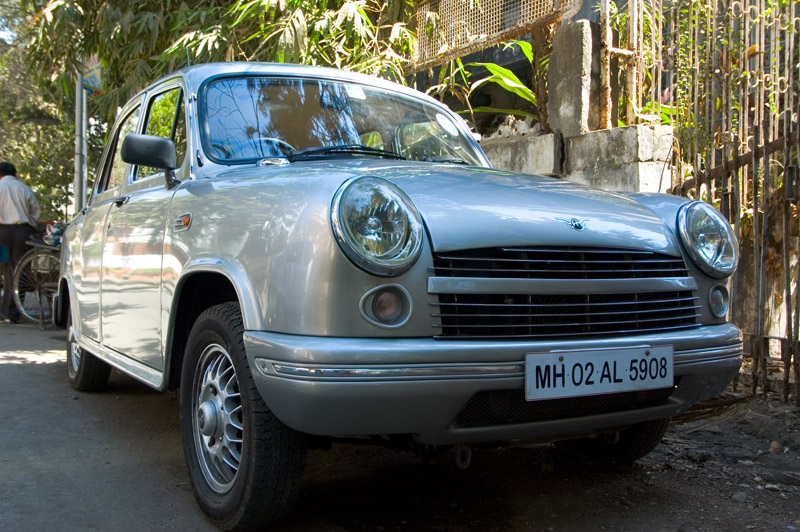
[709,285,729,318]
[360,284,412,328]
[373,289,403,323]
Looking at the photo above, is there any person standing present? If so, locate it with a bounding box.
[0,161,40,323]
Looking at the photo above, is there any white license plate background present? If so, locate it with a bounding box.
[525,345,674,401]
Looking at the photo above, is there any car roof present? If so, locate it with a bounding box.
[139,62,441,108]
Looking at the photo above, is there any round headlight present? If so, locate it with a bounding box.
[677,201,739,278]
[331,176,424,276]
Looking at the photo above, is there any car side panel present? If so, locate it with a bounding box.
[100,181,175,369]
[73,199,114,341]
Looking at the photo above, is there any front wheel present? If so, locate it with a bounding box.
[180,302,306,532]
[556,418,670,464]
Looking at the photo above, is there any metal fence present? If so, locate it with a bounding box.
[625,0,800,403]
[412,0,582,72]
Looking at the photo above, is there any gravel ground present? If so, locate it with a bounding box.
[279,393,800,532]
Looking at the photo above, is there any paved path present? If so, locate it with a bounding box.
[0,322,216,532]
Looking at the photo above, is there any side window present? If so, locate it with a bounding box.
[99,106,141,194]
[138,87,187,180]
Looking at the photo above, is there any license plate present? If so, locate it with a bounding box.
[525,346,674,401]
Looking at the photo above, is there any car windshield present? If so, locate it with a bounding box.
[201,76,484,166]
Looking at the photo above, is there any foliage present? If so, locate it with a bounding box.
[22,0,414,121]
[602,0,662,126]
[5,0,412,216]
[424,41,538,133]
[0,9,103,221]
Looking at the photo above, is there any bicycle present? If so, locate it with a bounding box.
[13,237,61,328]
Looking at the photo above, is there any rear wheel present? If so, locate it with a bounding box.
[556,418,670,464]
[66,310,111,391]
[180,302,306,532]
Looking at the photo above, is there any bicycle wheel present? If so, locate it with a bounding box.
[13,249,60,323]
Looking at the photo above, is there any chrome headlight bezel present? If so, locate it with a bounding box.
[331,176,424,277]
[677,200,739,278]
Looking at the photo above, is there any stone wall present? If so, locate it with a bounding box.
[479,133,563,177]
[565,125,673,192]
[480,124,673,193]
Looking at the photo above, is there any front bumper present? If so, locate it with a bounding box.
[244,324,742,446]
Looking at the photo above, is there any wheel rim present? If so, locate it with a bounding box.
[67,319,81,375]
[192,343,244,494]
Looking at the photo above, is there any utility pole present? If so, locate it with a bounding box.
[73,69,87,213]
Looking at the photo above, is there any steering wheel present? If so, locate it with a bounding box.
[255,137,295,155]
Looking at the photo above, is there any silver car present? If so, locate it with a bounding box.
[57,62,742,531]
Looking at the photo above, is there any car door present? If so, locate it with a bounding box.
[74,102,142,341]
[100,82,189,369]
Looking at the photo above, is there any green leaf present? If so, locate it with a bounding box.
[505,40,533,64]
[469,62,536,106]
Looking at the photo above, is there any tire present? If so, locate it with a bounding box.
[180,302,306,532]
[556,418,670,464]
[66,310,111,391]
[13,249,60,323]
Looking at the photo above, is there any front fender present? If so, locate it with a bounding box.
[176,255,265,331]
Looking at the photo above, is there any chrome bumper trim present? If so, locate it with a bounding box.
[674,343,743,365]
[265,361,524,380]
[256,342,741,382]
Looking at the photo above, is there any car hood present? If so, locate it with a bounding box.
[214,159,682,255]
[362,162,680,255]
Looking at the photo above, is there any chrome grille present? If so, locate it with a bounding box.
[430,247,701,340]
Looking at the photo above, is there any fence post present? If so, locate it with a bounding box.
[599,0,612,130]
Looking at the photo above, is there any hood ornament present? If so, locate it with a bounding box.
[556,217,589,231]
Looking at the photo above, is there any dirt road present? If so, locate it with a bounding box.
[2,322,798,532]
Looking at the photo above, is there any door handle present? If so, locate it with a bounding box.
[113,195,130,207]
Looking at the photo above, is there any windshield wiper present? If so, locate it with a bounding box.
[286,144,406,162]
[420,156,469,165]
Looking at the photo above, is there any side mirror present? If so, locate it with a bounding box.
[121,134,181,189]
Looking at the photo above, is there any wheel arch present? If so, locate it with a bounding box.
[165,259,263,391]
[53,276,71,328]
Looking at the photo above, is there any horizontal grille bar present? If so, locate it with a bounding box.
[433,302,701,318]
[436,323,700,340]
[432,311,702,322]
[434,266,683,275]
[434,295,698,309]
[434,315,700,330]
[428,277,698,295]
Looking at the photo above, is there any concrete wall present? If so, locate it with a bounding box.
[481,124,673,193]
[565,125,673,192]
[479,133,563,177]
